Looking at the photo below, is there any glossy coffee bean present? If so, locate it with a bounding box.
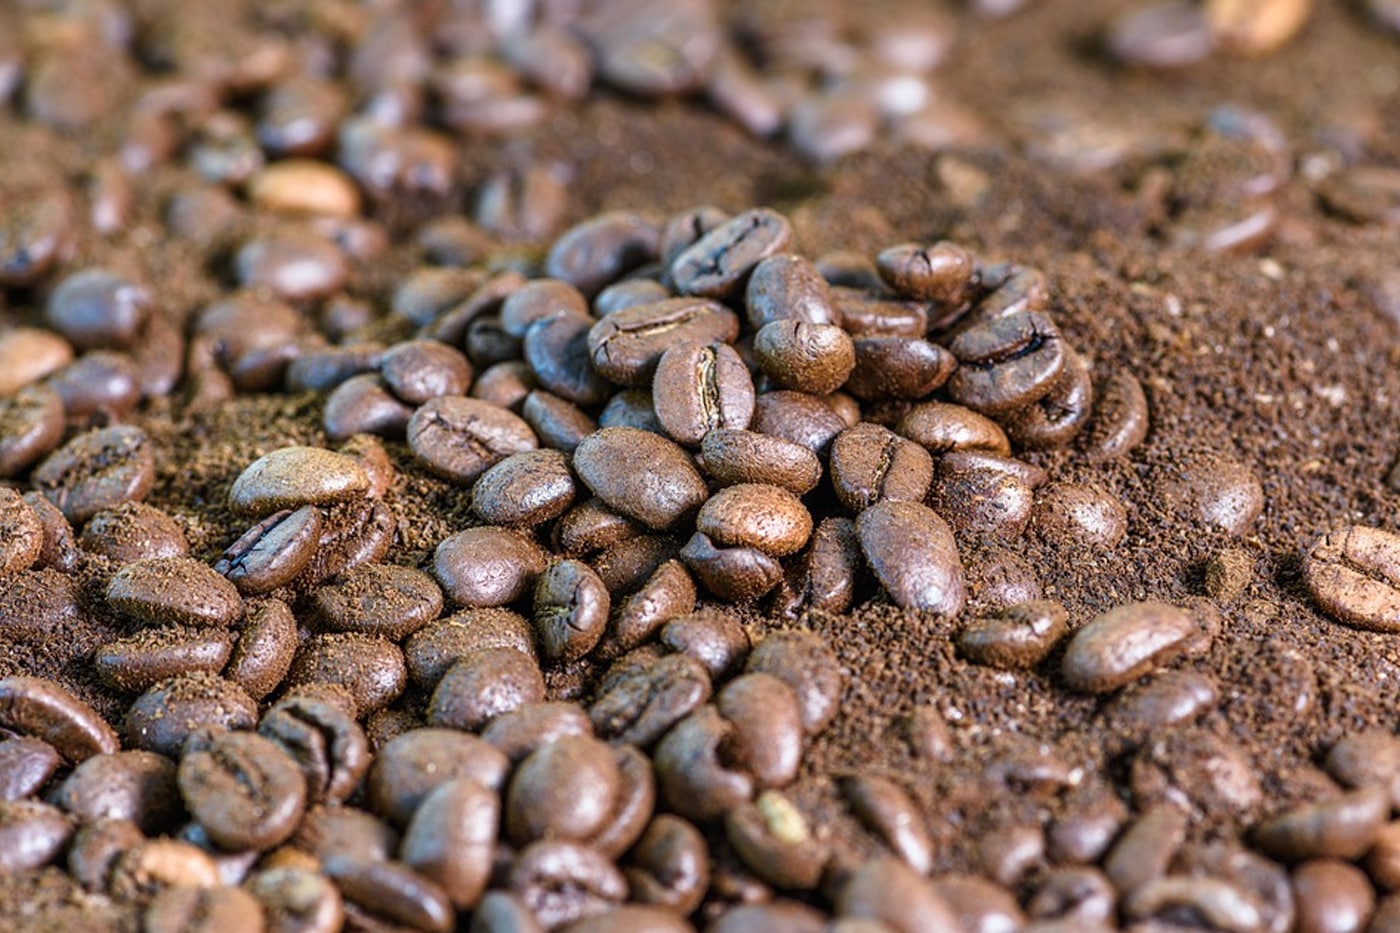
[287,633,406,715]
[229,446,369,516]
[545,211,659,298]
[0,384,65,478]
[745,630,844,736]
[501,279,591,338]
[750,390,847,456]
[435,526,547,608]
[46,268,152,350]
[33,424,156,523]
[313,563,443,641]
[0,675,120,763]
[624,814,710,915]
[53,749,182,835]
[574,427,709,531]
[226,598,298,701]
[473,449,577,528]
[877,241,976,304]
[324,855,454,933]
[80,502,188,563]
[379,339,472,405]
[588,298,740,386]
[840,774,934,874]
[107,556,243,628]
[215,506,324,594]
[482,702,594,762]
[144,884,266,933]
[534,560,611,664]
[845,336,957,401]
[958,600,1070,670]
[401,778,499,910]
[1254,786,1391,862]
[744,253,839,330]
[293,499,393,586]
[22,491,80,573]
[829,422,934,512]
[857,500,966,615]
[896,401,1010,456]
[680,532,784,603]
[0,736,61,801]
[1031,482,1128,550]
[179,730,307,852]
[367,729,510,827]
[0,799,74,872]
[406,610,538,689]
[836,857,960,932]
[652,342,756,447]
[1305,526,1400,632]
[670,208,792,301]
[521,390,598,454]
[725,791,827,890]
[124,673,258,758]
[1061,601,1194,694]
[717,673,804,788]
[591,653,711,748]
[699,429,822,496]
[0,327,73,397]
[946,311,1066,415]
[47,350,141,417]
[427,648,546,731]
[259,693,371,805]
[409,396,539,486]
[1003,346,1093,449]
[598,389,665,434]
[94,625,234,693]
[753,320,856,396]
[0,489,43,576]
[1291,859,1375,933]
[653,706,754,822]
[509,840,628,928]
[1082,369,1150,461]
[696,483,812,557]
[605,559,698,656]
[324,373,416,440]
[507,735,622,844]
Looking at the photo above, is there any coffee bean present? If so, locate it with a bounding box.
[652,342,756,447]
[1102,802,1188,893]
[743,254,839,330]
[468,890,544,933]
[876,241,976,305]
[124,673,258,758]
[1159,452,1264,535]
[624,814,710,915]
[401,778,499,910]
[0,326,73,397]
[287,345,384,394]
[483,702,594,762]
[695,483,812,558]
[606,559,697,656]
[95,625,234,693]
[523,312,613,409]
[0,384,65,478]
[856,500,966,615]
[591,653,712,748]
[1107,670,1219,735]
[745,630,843,736]
[750,390,847,456]
[1001,347,1093,450]
[499,279,590,339]
[236,233,348,302]
[288,633,407,715]
[324,855,454,932]
[473,449,577,528]
[107,556,243,628]
[653,705,754,822]
[522,390,598,454]
[659,206,731,268]
[297,499,397,587]
[836,857,960,932]
[53,750,183,835]
[427,647,545,731]
[178,729,306,852]
[830,422,934,512]
[409,395,539,485]
[1120,875,1263,930]
[699,429,822,496]
[0,488,42,576]
[896,401,1011,456]
[474,361,538,412]
[588,298,740,386]
[1326,731,1400,811]
[20,491,77,573]
[1031,482,1128,550]
[534,559,611,664]
[753,320,856,397]
[599,389,666,434]
[1304,526,1400,632]
[1061,601,1193,694]
[80,502,188,563]
[845,336,956,402]
[259,693,371,805]
[144,884,266,933]
[0,676,119,763]
[0,735,61,801]
[834,287,929,338]
[312,563,443,642]
[0,799,74,872]
[377,339,472,406]
[107,836,222,901]
[574,427,709,531]
[839,774,934,875]
[507,735,622,845]
[67,818,144,892]
[1027,867,1116,924]
[406,609,538,692]
[216,506,324,595]
[226,598,298,701]
[961,543,1044,613]
[554,499,644,558]
[1107,2,1214,68]
[509,840,628,928]
[229,446,369,517]
[704,902,826,933]
[946,311,1066,416]
[680,531,783,603]
[46,268,152,350]
[33,424,156,524]
[367,727,508,831]
[930,876,1027,933]
[435,526,547,608]
[726,791,827,890]
[591,745,657,861]
[47,350,141,417]
[957,600,1069,670]
[0,568,80,642]
[0,187,73,287]
[1254,786,1390,862]
[717,673,803,788]
[545,211,660,298]
[1292,859,1375,933]
[248,865,345,932]
[659,610,749,681]
[775,516,863,619]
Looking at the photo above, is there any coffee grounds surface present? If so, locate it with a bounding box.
[3,0,1400,926]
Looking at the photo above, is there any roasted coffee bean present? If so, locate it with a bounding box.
[323,374,421,440]
[68,818,144,892]
[534,560,611,664]
[836,857,960,932]
[545,212,659,298]
[47,350,141,417]
[312,563,443,641]
[744,253,839,330]
[0,675,119,763]
[259,694,371,805]
[717,673,803,788]
[226,598,298,701]
[0,187,73,287]
[753,320,856,397]
[229,446,369,517]
[54,750,182,835]
[107,835,223,901]
[0,384,65,479]
[1327,731,1400,809]
[295,805,398,866]
[946,311,1065,415]
[0,327,73,397]
[378,340,472,405]
[0,735,61,801]
[46,268,152,350]
[705,901,827,933]
[507,735,622,844]
[1107,670,1220,735]
[750,390,847,456]
[144,884,265,933]
[591,653,712,747]
[896,401,1011,456]
[0,799,74,872]
[33,424,156,523]
[474,362,538,412]
[725,791,826,890]
[0,489,43,576]
[595,279,673,317]
[21,492,79,573]
[324,855,454,932]
[857,500,966,615]
[236,232,347,302]
[1103,803,1188,892]
[695,483,812,557]
[699,429,822,496]
[659,206,732,268]
[877,241,976,305]
[95,626,234,693]
[427,648,545,731]
[653,705,754,822]
[1031,482,1128,550]
[401,778,499,910]
[777,517,864,619]
[840,774,934,874]
[652,342,756,447]
[287,633,406,715]
[555,499,644,557]
[588,298,740,386]
[107,556,242,628]
[1061,601,1194,694]
[1121,875,1264,931]
[435,526,547,608]
[961,543,1044,613]
[124,673,258,758]
[178,730,307,852]
[829,422,934,512]
[0,568,81,642]
[500,280,591,339]
[1304,526,1400,632]
[625,814,710,915]
[605,559,698,656]
[473,450,577,528]
[833,287,929,338]
[659,610,749,681]
[406,610,538,689]
[564,905,695,933]
[1254,786,1390,862]
[574,427,709,530]
[80,502,188,563]
[1107,2,1215,68]
[670,208,792,301]
[930,876,1027,933]
[598,389,666,434]
[1003,347,1093,449]
[1081,369,1150,461]
[409,396,539,486]
[367,729,510,827]
[1027,867,1117,923]
[524,312,613,409]
[296,498,397,588]
[509,840,628,928]
[522,390,598,453]
[745,630,843,736]
[469,316,525,370]
[469,890,545,933]
[590,744,657,859]
[483,703,594,762]
[845,336,956,402]
[958,600,1070,670]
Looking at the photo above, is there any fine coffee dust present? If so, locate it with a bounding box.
[3,0,1400,927]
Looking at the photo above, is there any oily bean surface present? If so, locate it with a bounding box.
[587,297,739,386]
[472,449,577,527]
[1304,525,1400,632]
[534,559,611,664]
[434,526,547,608]
[367,729,510,826]
[107,556,243,628]
[408,395,539,486]
[33,424,156,523]
[670,208,793,301]
[229,446,369,516]
[829,422,934,512]
[178,730,307,852]
[945,311,1066,416]
[0,675,120,763]
[1061,601,1194,693]
[652,342,755,447]
[695,483,812,557]
[573,427,709,530]
[857,500,966,616]
[699,428,822,496]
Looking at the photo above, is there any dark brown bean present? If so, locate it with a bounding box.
[946,311,1066,415]
[534,560,611,665]
[107,556,242,628]
[33,424,156,523]
[408,396,539,486]
[744,630,843,737]
[428,648,546,731]
[0,735,61,801]
[324,856,454,933]
[229,446,369,517]
[178,730,307,852]
[287,633,406,715]
[401,778,499,910]
[670,208,792,301]
[509,841,627,928]
[259,693,371,805]
[226,598,298,701]
[897,401,1011,456]
[652,342,756,447]
[846,336,957,401]
[522,390,599,454]
[699,429,822,496]
[406,610,538,690]
[53,750,182,835]
[653,705,754,822]
[836,857,960,932]
[379,339,472,405]
[588,298,740,386]
[958,600,1070,670]
[1305,526,1400,633]
[0,676,119,763]
[696,483,813,557]
[46,268,152,350]
[744,253,840,330]
[473,449,577,528]
[367,729,510,827]
[725,791,827,890]
[482,703,594,762]
[507,735,622,845]
[1003,346,1094,449]
[876,241,976,304]
[435,526,547,608]
[249,866,347,933]
[545,212,660,298]
[750,390,847,456]
[605,559,698,657]
[0,384,65,479]
[717,673,804,789]
[1254,787,1391,862]
[830,422,934,513]
[590,653,712,748]
[753,320,856,396]
[95,625,234,693]
[857,500,966,615]
[1061,601,1194,693]
[574,427,710,531]
[124,673,258,758]
[625,815,710,915]
[311,563,443,641]
[0,799,74,872]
